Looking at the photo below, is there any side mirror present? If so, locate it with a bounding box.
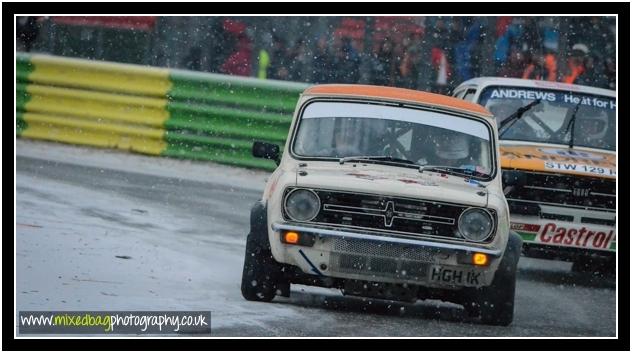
[252,141,280,165]
[502,170,527,187]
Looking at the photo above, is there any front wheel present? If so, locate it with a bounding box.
[462,232,522,326]
[240,232,285,302]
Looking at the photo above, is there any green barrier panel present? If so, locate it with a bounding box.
[16,53,33,82]
[163,148,278,170]
[163,131,279,170]
[166,101,292,126]
[169,70,305,113]
[169,69,307,95]
[168,87,298,113]
[16,56,32,136]
[166,101,291,144]
[16,83,31,112]
[165,118,288,145]
[16,111,27,136]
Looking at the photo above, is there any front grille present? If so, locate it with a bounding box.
[330,238,434,280]
[331,253,429,280]
[505,170,615,211]
[283,188,489,242]
[332,238,437,262]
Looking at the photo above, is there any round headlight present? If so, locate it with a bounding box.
[458,208,494,242]
[284,189,320,222]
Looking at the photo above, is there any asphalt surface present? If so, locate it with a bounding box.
[15,140,617,337]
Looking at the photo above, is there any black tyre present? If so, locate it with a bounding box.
[603,255,616,276]
[240,231,278,302]
[463,231,522,326]
[571,256,594,273]
[240,201,289,302]
[571,255,615,277]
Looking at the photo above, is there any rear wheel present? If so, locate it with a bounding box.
[463,232,522,326]
[571,256,593,273]
[571,255,615,277]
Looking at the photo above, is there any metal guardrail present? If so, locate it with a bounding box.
[16,53,309,170]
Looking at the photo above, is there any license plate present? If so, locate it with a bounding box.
[428,266,482,286]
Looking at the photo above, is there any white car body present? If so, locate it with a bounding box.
[261,85,510,289]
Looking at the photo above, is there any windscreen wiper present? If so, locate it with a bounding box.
[563,102,582,149]
[498,99,541,138]
[418,165,489,182]
[339,155,416,166]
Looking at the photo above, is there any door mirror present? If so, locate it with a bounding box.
[252,141,280,165]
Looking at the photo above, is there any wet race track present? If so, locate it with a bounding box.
[15,140,617,337]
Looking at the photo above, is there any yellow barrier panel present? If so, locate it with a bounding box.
[25,85,169,127]
[21,112,166,155]
[30,55,172,96]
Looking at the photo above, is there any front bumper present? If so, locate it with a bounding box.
[271,222,503,288]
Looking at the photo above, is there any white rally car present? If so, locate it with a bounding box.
[240,84,522,326]
[453,78,616,274]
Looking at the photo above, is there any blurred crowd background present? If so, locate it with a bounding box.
[17,16,617,93]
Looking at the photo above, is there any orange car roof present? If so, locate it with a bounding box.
[304,84,492,117]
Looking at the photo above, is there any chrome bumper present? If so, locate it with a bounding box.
[271,222,502,256]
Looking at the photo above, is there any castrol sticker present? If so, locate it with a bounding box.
[537,223,616,250]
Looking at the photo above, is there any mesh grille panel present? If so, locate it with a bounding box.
[331,253,429,279]
[333,238,436,262]
[330,238,433,280]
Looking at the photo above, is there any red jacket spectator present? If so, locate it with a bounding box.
[221,36,252,76]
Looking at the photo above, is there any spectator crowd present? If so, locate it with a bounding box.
[194,17,616,93]
[18,16,616,92]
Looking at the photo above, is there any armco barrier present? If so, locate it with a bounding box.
[16,53,309,170]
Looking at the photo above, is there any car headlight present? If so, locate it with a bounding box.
[458,208,494,242]
[284,189,320,222]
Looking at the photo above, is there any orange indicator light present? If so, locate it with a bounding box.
[473,253,489,266]
[284,231,299,244]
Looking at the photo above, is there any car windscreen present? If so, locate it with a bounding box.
[292,101,494,178]
[478,86,616,151]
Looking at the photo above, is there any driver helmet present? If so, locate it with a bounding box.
[435,132,470,160]
[577,110,608,141]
